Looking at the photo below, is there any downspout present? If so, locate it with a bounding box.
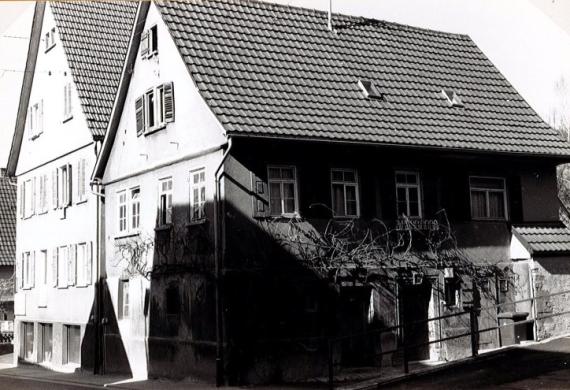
[90,176,105,374]
[214,137,233,387]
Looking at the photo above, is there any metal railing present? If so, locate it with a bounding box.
[326,288,570,389]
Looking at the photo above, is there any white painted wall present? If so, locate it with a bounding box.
[14,4,99,370]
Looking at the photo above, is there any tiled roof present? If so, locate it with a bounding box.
[513,225,570,254]
[156,0,570,156]
[51,1,138,138]
[0,177,16,266]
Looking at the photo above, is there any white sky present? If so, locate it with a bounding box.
[0,1,569,168]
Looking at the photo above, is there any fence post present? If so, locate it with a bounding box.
[328,338,334,390]
[469,309,478,357]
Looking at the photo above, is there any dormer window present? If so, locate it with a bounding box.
[45,27,56,52]
[140,25,158,59]
[441,89,464,107]
[358,79,383,100]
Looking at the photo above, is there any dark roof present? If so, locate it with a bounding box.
[156,0,570,157]
[513,225,570,254]
[51,1,138,138]
[0,177,16,266]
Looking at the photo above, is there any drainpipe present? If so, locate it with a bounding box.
[90,177,105,374]
[214,137,233,387]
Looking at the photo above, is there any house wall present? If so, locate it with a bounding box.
[13,4,98,372]
[101,3,226,381]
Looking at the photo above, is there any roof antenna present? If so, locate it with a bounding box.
[328,0,333,31]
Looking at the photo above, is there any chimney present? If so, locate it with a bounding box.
[327,0,333,31]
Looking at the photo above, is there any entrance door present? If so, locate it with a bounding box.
[401,281,432,361]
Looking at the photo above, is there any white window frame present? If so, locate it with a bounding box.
[158,177,173,226]
[56,164,72,209]
[28,100,43,140]
[130,187,141,232]
[21,251,34,289]
[330,168,360,218]
[143,85,166,133]
[267,165,299,217]
[45,27,56,52]
[38,174,48,214]
[118,190,127,233]
[63,82,73,121]
[190,168,206,221]
[23,179,34,218]
[469,176,508,221]
[118,279,130,320]
[76,158,87,203]
[395,170,423,218]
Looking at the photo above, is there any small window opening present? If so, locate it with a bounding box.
[441,89,464,107]
[358,80,383,100]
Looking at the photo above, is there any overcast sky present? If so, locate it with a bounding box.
[0,1,569,168]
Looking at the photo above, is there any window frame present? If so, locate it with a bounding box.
[190,168,207,222]
[28,100,44,140]
[395,170,423,218]
[117,190,127,233]
[45,27,56,52]
[469,176,508,221]
[63,81,73,122]
[130,187,141,232]
[143,85,165,134]
[267,165,299,217]
[330,168,360,218]
[158,177,173,227]
[118,279,130,320]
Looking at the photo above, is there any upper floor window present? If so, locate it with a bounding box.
[469,176,507,220]
[140,25,158,59]
[158,178,173,226]
[76,158,87,203]
[135,82,174,136]
[118,279,130,319]
[53,164,72,209]
[118,190,127,233]
[190,168,206,221]
[63,82,73,121]
[21,178,35,219]
[45,27,56,52]
[75,242,92,287]
[19,251,34,290]
[268,166,298,216]
[131,188,141,231]
[28,100,43,140]
[395,171,422,218]
[331,168,359,217]
[38,174,48,214]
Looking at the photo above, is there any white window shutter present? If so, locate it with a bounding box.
[86,241,93,285]
[52,169,58,209]
[31,177,36,215]
[163,82,174,123]
[135,96,145,136]
[140,31,149,58]
[67,244,76,287]
[39,99,44,133]
[66,163,72,206]
[30,252,35,288]
[52,249,58,287]
[18,254,24,289]
[19,183,24,219]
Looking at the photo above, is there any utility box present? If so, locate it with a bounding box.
[498,312,529,346]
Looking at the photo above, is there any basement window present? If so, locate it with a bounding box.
[441,89,464,107]
[358,80,383,100]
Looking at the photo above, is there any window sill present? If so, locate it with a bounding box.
[114,232,140,240]
[144,124,167,136]
[186,218,208,227]
[45,44,55,53]
[30,131,43,141]
[76,199,88,205]
[57,286,68,289]
[62,115,73,124]
[155,224,173,232]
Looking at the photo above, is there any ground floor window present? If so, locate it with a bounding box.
[39,323,52,363]
[20,322,34,360]
[63,325,80,365]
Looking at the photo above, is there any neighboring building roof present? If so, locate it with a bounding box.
[7,2,139,176]
[154,0,570,157]
[513,225,570,255]
[0,176,16,266]
[51,1,138,138]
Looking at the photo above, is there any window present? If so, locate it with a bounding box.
[118,280,129,319]
[76,158,87,203]
[22,178,35,218]
[331,168,359,217]
[28,100,44,139]
[441,89,464,107]
[38,250,48,307]
[140,25,158,58]
[444,277,461,307]
[57,246,68,288]
[131,188,140,231]
[190,168,206,221]
[63,82,73,120]
[45,27,56,52]
[395,171,422,218]
[39,323,53,363]
[63,325,80,365]
[469,177,507,220]
[53,164,72,209]
[75,243,91,287]
[20,251,34,289]
[21,322,34,360]
[158,178,173,226]
[358,79,383,99]
[39,174,48,214]
[135,82,174,135]
[268,166,298,216]
[118,191,127,233]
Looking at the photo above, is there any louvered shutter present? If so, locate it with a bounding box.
[163,82,175,123]
[79,159,86,201]
[19,183,24,219]
[52,169,58,209]
[140,31,149,58]
[18,254,24,289]
[68,245,76,287]
[52,249,58,287]
[66,164,72,206]
[135,96,145,136]
[75,161,80,202]
[251,172,269,218]
[39,99,44,133]
[86,241,93,285]
[30,252,35,288]
[31,177,36,215]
